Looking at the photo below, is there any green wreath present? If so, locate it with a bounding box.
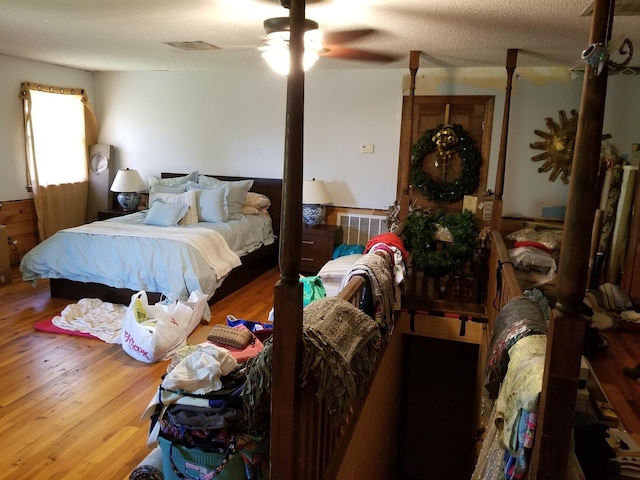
[410,123,482,202]
[404,208,479,277]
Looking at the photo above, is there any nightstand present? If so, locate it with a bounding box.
[301,224,343,274]
[97,208,130,220]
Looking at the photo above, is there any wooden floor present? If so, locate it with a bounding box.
[587,323,640,435]
[0,267,279,480]
[1,267,638,479]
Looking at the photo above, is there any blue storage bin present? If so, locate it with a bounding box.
[158,436,246,480]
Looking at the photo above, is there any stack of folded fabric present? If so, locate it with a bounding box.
[599,283,633,311]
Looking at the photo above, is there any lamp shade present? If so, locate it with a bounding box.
[302,179,332,226]
[303,179,332,205]
[110,168,146,212]
[110,168,146,193]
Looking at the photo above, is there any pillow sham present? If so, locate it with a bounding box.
[244,192,271,210]
[150,183,187,194]
[149,189,198,226]
[198,176,254,219]
[143,200,189,227]
[186,181,229,223]
[149,171,198,189]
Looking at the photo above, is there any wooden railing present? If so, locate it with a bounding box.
[486,229,523,324]
[294,270,403,479]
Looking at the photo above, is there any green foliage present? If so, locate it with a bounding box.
[404,208,479,277]
[410,123,482,202]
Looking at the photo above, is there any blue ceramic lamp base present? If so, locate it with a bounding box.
[117,192,142,212]
[302,204,326,226]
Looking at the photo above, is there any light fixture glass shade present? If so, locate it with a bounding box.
[110,168,146,211]
[262,48,319,76]
[261,28,321,76]
[302,179,332,226]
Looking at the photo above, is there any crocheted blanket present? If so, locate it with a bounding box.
[301,297,381,416]
[242,296,381,432]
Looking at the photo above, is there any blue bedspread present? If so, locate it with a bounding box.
[20,211,275,300]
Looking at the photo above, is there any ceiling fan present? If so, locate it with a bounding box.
[257,1,398,73]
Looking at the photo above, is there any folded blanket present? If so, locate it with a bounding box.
[242,297,381,431]
[301,296,380,417]
[340,253,396,341]
[67,222,241,277]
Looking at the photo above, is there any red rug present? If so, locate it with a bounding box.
[34,317,98,339]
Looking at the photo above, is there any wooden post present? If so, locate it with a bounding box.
[529,0,614,477]
[494,49,518,200]
[399,50,421,220]
[270,0,305,478]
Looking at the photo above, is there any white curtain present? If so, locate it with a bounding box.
[20,83,97,240]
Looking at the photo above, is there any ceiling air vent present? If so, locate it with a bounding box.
[164,41,221,51]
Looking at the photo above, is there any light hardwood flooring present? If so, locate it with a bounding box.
[0,267,279,480]
[1,267,638,479]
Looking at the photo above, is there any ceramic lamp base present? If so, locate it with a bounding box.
[117,192,141,212]
[302,204,326,226]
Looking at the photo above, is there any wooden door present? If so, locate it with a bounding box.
[397,95,495,213]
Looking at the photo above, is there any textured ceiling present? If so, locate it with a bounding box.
[0,0,638,72]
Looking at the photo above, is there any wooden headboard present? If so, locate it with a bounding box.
[161,173,283,238]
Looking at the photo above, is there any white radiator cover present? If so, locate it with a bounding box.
[336,212,387,246]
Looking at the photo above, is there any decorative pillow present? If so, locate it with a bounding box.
[149,189,198,226]
[241,205,268,216]
[143,200,189,227]
[186,181,229,223]
[150,183,187,194]
[149,171,198,189]
[198,176,254,219]
[244,192,271,210]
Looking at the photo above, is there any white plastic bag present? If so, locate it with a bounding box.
[121,291,206,363]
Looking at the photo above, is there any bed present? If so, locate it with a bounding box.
[20,173,283,306]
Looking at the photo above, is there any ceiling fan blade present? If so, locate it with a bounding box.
[322,28,377,45]
[319,46,399,63]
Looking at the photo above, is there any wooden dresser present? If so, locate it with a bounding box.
[301,224,342,274]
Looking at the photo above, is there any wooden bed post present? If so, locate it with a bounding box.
[530,0,615,477]
[399,50,420,220]
[271,0,305,478]
[494,49,518,201]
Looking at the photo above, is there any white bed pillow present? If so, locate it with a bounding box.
[143,200,189,226]
[241,205,268,216]
[149,171,198,189]
[186,181,229,223]
[244,192,271,210]
[197,176,254,219]
[149,189,198,226]
[150,183,187,194]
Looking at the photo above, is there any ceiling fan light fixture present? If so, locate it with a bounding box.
[263,17,319,36]
[262,48,319,75]
[261,17,322,75]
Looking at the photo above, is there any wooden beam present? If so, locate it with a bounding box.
[530,0,615,478]
[270,0,305,478]
[494,48,518,200]
[399,50,420,220]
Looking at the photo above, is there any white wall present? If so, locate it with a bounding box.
[93,67,405,210]
[1,53,638,218]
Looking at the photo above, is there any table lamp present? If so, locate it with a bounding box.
[302,179,332,226]
[110,168,146,211]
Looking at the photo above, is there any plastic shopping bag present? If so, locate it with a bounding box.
[121,291,204,363]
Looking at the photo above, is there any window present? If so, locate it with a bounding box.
[21,84,90,190]
[20,83,97,239]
